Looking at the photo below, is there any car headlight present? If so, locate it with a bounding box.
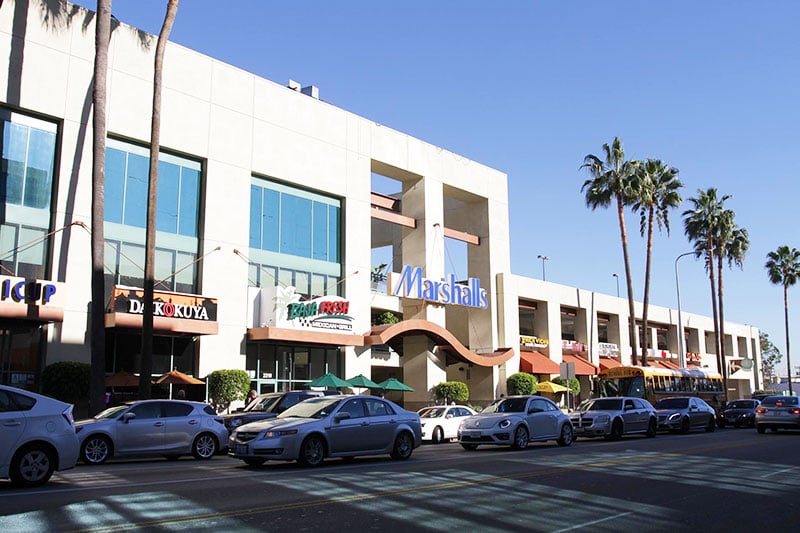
[668,413,680,421]
[263,429,298,439]
[499,419,511,429]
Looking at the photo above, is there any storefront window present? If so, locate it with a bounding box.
[105,331,197,377]
[245,342,341,391]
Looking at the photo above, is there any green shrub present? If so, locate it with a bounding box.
[373,311,400,325]
[553,377,580,395]
[207,369,250,413]
[507,372,537,396]
[433,381,469,404]
[41,361,91,403]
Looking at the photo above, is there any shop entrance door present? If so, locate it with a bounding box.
[0,323,44,390]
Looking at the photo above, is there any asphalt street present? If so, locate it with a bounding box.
[1,428,797,532]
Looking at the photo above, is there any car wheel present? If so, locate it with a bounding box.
[81,435,111,465]
[680,417,691,434]
[756,425,766,434]
[461,443,478,451]
[243,458,266,467]
[192,433,218,460]
[606,419,623,441]
[298,435,325,467]
[432,426,444,444]
[646,417,657,438]
[391,432,414,460]
[557,424,573,446]
[163,454,181,461]
[9,445,55,488]
[511,425,529,450]
[705,417,716,432]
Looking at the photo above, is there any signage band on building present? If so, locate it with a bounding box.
[389,265,488,309]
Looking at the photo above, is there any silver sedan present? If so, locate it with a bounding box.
[228,395,422,467]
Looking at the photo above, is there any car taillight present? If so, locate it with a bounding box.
[788,408,800,415]
[755,408,767,414]
[62,406,75,425]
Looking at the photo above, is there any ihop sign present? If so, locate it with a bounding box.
[389,265,488,309]
[0,277,58,305]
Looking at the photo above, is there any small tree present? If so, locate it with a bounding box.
[373,311,400,326]
[553,377,580,396]
[207,369,250,413]
[433,381,469,404]
[760,332,783,385]
[42,362,91,404]
[507,372,537,396]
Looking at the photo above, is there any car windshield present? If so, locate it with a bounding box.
[93,405,130,419]
[655,398,689,409]
[245,395,281,413]
[418,407,445,418]
[579,399,623,412]
[728,400,756,409]
[482,397,528,414]
[278,397,343,419]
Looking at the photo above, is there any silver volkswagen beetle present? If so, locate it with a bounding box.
[228,395,422,467]
[457,395,573,450]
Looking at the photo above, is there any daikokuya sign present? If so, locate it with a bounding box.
[111,286,217,321]
[258,286,353,332]
[388,265,488,309]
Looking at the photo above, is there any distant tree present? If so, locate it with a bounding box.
[581,138,640,363]
[631,159,682,365]
[760,333,783,385]
[765,245,800,395]
[207,369,250,413]
[506,372,537,396]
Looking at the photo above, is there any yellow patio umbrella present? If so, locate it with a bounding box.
[536,381,571,394]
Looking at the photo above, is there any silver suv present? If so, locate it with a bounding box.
[571,397,657,440]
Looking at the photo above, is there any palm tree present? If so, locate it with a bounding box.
[90,0,112,416]
[631,159,682,366]
[581,138,641,363]
[765,246,800,396]
[140,0,180,399]
[683,189,729,381]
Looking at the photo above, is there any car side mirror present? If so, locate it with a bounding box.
[334,412,351,422]
[122,412,136,423]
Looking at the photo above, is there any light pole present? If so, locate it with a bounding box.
[537,255,550,281]
[612,273,619,297]
[675,251,694,368]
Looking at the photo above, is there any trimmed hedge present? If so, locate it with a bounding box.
[433,381,469,404]
[507,372,537,396]
[41,361,91,403]
[207,369,250,413]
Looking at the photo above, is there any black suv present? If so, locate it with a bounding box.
[222,390,337,433]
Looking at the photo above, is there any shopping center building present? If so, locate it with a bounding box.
[0,0,762,408]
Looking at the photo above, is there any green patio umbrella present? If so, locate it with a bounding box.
[377,377,414,392]
[346,374,381,389]
[309,373,350,388]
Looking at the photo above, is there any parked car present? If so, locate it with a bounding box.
[222,390,335,434]
[570,397,657,440]
[717,399,760,428]
[457,396,573,450]
[229,395,421,467]
[75,399,228,464]
[755,395,800,433]
[418,405,476,443]
[654,396,716,433]
[0,385,80,488]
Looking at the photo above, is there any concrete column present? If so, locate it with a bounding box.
[403,335,445,411]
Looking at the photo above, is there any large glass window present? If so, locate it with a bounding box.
[0,110,57,278]
[103,139,202,293]
[248,177,341,298]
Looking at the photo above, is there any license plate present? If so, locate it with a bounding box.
[235,444,248,455]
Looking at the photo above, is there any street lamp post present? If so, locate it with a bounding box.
[537,255,550,281]
[612,273,620,297]
[675,251,694,368]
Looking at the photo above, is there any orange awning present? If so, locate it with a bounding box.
[599,357,622,371]
[519,351,560,375]
[562,353,598,376]
[647,360,680,370]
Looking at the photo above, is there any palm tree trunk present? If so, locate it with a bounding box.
[89,0,112,416]
[785,285,793,396]
[707,240,722,382]
[617,193,638,364]
[641,207,655,366]
[716,252,729,400]
[140,0,179,399]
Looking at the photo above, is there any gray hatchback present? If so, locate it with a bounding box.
[755,395,800,433]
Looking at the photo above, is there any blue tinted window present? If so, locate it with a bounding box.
[249,185,261,248]
[23,128,55,209]
[328,205,339,262]
[157,160,180,233]
[262,188,279,252]
[280,194,311,257]
[312,202,327,260]
[1,122,27,205]
[104,148,126,223]
[178,168,199,237]
[123,153,148,228]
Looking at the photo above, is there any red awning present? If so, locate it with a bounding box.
[647,360,680,370]
[519,351,560,375]
[599,357,622,371]
[562,353,598,376]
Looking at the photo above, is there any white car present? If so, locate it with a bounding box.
[418,405,476,443]
[0,385,80,488]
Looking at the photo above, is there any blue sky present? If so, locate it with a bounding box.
[71,1,798,369]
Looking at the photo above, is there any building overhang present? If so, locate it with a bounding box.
[0,302,63,323]
[104,313,217,335]
[247,326,365,346]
